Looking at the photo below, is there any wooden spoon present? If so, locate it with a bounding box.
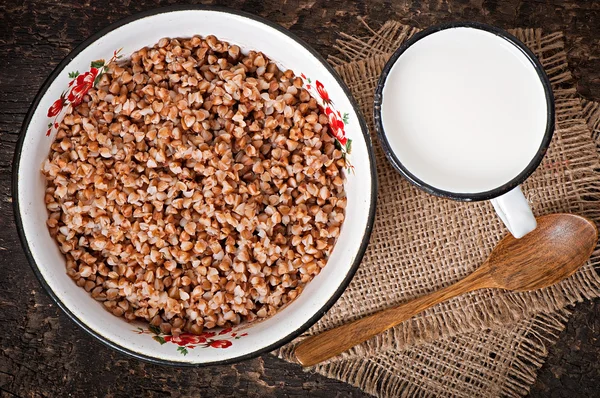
[295,213,598,367]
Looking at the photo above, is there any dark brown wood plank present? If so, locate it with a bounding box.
[1,0,599,397]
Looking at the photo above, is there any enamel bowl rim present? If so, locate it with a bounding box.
[12,5,378,366]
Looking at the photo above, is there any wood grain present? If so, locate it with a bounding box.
[1,1,600,397]
[485,214,598,292]
[295,214,598,367]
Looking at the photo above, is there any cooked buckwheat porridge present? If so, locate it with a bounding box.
[42,35,347,336]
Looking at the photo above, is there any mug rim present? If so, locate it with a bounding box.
[11,4,378,367]
[373,21,555,202]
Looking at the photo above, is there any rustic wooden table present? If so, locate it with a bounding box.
[1,1,599,397]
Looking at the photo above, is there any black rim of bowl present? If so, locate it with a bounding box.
[12,4,378,367]
[373,21,555,202]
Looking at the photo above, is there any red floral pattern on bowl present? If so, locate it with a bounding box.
[45,49,123,137]
[136,326,248,356]
[300,73,352,158]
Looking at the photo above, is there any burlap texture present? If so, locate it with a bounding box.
[305,310,571,397]
[274,21,600,397]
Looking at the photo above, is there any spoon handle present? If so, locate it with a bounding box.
[294,269,489,367]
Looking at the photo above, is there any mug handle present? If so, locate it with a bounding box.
[490,186,537,239]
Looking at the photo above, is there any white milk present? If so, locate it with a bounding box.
[381,27,548,194]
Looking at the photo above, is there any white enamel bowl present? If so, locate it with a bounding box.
[13,6,377,365]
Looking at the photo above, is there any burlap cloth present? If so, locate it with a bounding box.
[273,21,600,397]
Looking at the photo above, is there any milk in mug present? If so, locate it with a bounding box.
[380,27,548,194]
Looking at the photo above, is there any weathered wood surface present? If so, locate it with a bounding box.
[1,1,599,396]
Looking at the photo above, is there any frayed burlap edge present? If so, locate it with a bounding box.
[311,310,570,398]
[583,99,600,146]
[271,20,600,398]
[298,99,600,398]
[275,24,600,367]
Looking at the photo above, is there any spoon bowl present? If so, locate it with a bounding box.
[483,213,598,291]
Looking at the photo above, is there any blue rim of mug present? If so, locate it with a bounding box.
[373,21,555,202]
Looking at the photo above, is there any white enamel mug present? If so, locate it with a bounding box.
[374,22,555,238]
